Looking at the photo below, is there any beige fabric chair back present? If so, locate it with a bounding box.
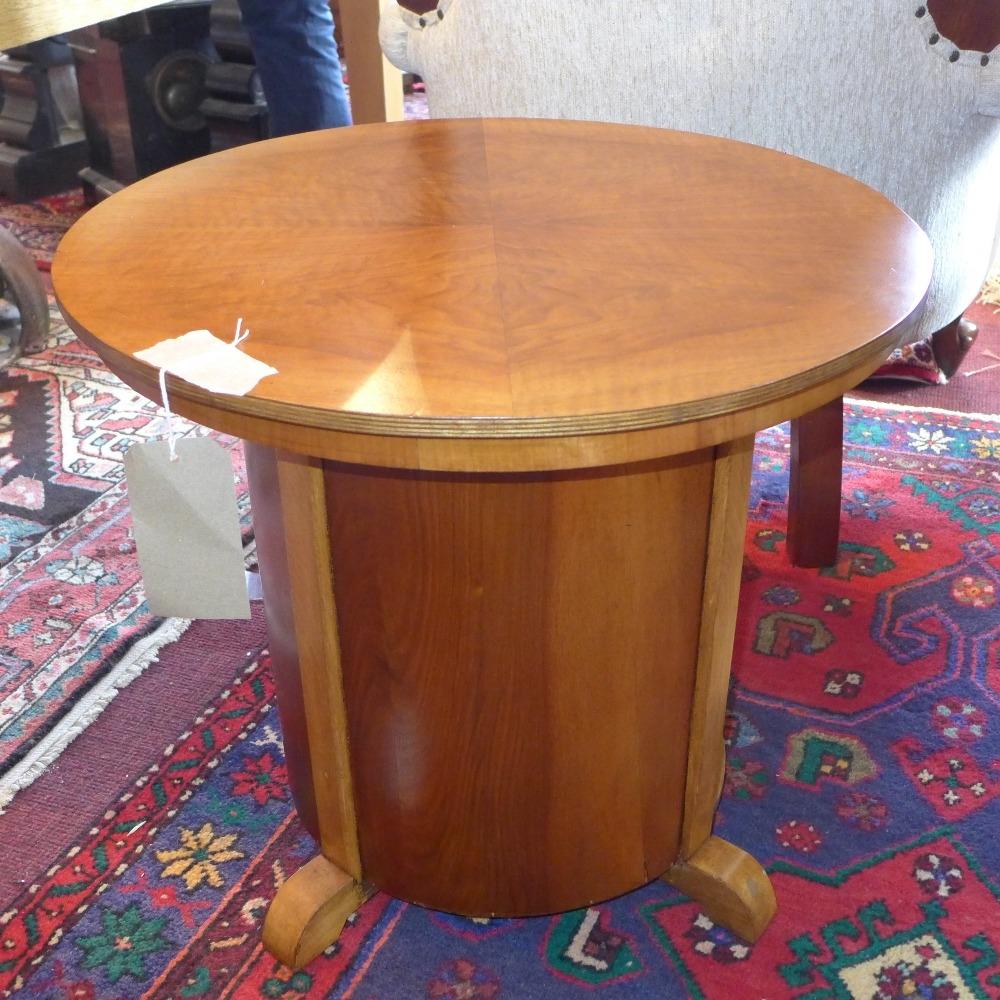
[381,0,1000,340]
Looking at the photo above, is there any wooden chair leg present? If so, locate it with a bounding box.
[787,397,843,568]
[930,314,978,379]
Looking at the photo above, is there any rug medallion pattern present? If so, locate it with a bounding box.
[1,400,998,998]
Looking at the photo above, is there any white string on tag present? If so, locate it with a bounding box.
[232,316,250,347]
[135,325,275,397]
[152,320,258,461]
[157,365,180,463]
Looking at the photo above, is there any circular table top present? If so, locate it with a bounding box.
[53,118,931,471]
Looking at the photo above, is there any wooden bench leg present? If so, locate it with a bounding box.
[787,397,843,568]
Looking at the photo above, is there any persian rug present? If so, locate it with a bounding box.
[856,296,1000,417]
[0,190,86,269]
[0,306,252,809]
[1,400,998,999]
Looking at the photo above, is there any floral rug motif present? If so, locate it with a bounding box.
[0,306,251,809]
[1,401,999,998]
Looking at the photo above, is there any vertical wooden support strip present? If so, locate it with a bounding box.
[339,0,405,124]
[275,452,362,879]
[666,435,776,942]
[679,435,754,858]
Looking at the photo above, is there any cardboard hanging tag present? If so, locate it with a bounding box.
[124,437,250,619]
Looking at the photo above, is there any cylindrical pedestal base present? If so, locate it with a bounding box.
[327,454,713,915]
[245,438,762,924]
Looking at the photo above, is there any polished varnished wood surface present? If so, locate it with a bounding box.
[54,118,931,468]
[678,437,753,859]
[665,836,776,944]
[787,401,843,568]
[242,444,321,842]
[50,115,933,946]
[324,452,713,915]
[262,855,373,969]
[243,446,363,877]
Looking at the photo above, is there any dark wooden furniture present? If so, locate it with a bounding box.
[52,118,931,968]
[68,4,214,198]
[0,38,87,200]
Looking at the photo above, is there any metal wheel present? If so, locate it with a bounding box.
[0,226,50,367]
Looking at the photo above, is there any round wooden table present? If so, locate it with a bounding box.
[52,118,931,968]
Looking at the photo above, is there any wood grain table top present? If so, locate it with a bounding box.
[53,118,932,470]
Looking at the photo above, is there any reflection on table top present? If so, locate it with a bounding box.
[54,118,931,435]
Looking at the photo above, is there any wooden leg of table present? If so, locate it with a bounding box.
[787,397,843,568]
[930,313,978,379]
[262,856,373,970]
[664,836,776,943]
[667,437,777,941]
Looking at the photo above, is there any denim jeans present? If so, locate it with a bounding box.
[237,0,352,136]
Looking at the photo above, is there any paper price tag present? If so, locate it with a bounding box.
[134,329,277,396]
[124,438,250,619]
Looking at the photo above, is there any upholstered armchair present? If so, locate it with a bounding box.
[379,0,1000,566]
